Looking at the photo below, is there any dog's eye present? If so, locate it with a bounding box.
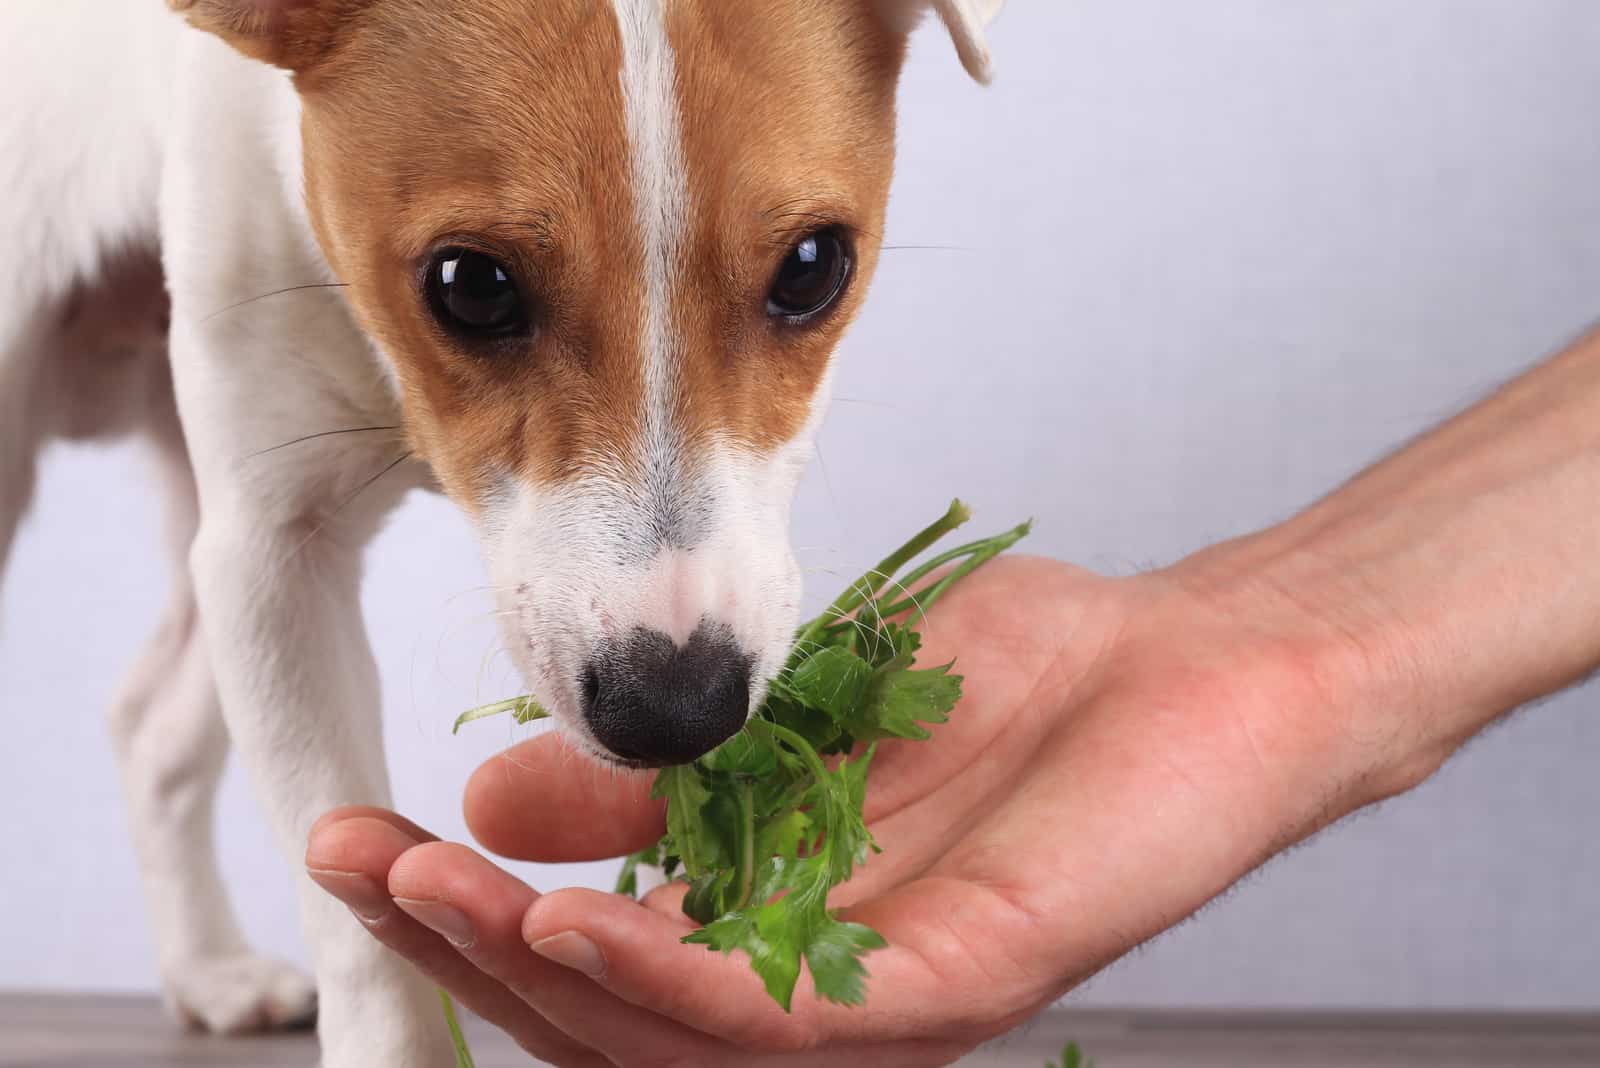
[426,248,527,336]
[767,229,851,322]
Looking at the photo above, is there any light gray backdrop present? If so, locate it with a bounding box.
[3,0,1598,1009]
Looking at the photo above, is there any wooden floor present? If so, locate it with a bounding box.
[3,994,1600,1067]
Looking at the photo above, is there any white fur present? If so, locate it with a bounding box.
[0,0,321,1038]
[0,1,1001,1064]
[614,0,691,495]
[1,3,446,1063]
[877,0,1007,83]
[161,27,451,1068]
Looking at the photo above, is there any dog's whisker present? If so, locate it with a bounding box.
[443,583,522,598]
[246,425,402,461]
[273,451,414,573]
[820,603,885,656]
[200,281,351,323]
[811,442,851,560]
[472,643,510,704]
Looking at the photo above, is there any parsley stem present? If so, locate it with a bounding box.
[439,989,476,1068]
[734,781,757,909]
[790,499,972,664]
[874,523,1031,606]
[765,722,835,784]
[451,695,549,735]
[874,521,1033,622]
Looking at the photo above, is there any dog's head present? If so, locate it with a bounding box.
[176,0,1004,766]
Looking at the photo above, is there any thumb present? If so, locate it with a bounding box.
[465,733,665,862]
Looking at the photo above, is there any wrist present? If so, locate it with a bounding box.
[1151,526,1446,816]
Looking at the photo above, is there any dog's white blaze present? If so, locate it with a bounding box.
[612,0,689,514]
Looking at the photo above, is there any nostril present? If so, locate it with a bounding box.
[607,742,644,763]
[581,665,601,711]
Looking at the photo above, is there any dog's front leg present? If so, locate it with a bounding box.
[157,29,456,1062]
[184,483,454,1067]
[166,309,452,1066]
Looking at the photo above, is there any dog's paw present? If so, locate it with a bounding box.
[162,954,318,1035]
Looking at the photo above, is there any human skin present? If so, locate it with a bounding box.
[306,327,1600,1066]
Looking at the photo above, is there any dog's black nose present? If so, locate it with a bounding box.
[582,623,751,766]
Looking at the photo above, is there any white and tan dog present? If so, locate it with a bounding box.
[0,1,1002,1063]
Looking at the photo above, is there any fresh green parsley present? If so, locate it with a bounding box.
[440,989,475,1068]
[1046,1040,1096,1068]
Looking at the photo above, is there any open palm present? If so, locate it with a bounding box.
[308,555,1355,1066]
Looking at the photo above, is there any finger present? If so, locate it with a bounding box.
[519,886,971,1051]
[640,878,691,919]
[388,841,740,1066]
[465,733,664,861]
[840,876,1051,1035]
[304,817,603,1067]
[308,804,438,848]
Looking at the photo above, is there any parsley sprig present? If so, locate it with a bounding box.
[1047,1041,1096,1068]
[457,500,1029,1012]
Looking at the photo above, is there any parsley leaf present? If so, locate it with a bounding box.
[1046,1041,1095,1068]
[785,646,873,721]
[844,660,962,742]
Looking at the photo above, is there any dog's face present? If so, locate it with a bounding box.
[176,0,1002,766]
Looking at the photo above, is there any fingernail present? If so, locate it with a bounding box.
[307,869,391,924]
[394,898,477,949]
[530,931,606,979]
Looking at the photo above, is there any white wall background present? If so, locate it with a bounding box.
[3,0,1598,1009]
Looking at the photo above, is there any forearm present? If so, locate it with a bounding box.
[1178,327,1600,796]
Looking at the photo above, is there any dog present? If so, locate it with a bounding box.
[0,1,1003,1063]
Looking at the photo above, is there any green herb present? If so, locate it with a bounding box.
[452,694,549,734]
[1046,1041,1095,1068]
[439,989,475,1068]
[458,500,1029,1012]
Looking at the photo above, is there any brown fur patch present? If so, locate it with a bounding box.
[666,0,905,453]
[171,0,377,71]
[297,0,646,508]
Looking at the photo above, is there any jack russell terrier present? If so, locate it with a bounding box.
[0,0,1004,1063]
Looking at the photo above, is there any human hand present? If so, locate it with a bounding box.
[306,554,1397,1066]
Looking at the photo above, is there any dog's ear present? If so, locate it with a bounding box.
[876,0,1007,84]
[168,0,371,71]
